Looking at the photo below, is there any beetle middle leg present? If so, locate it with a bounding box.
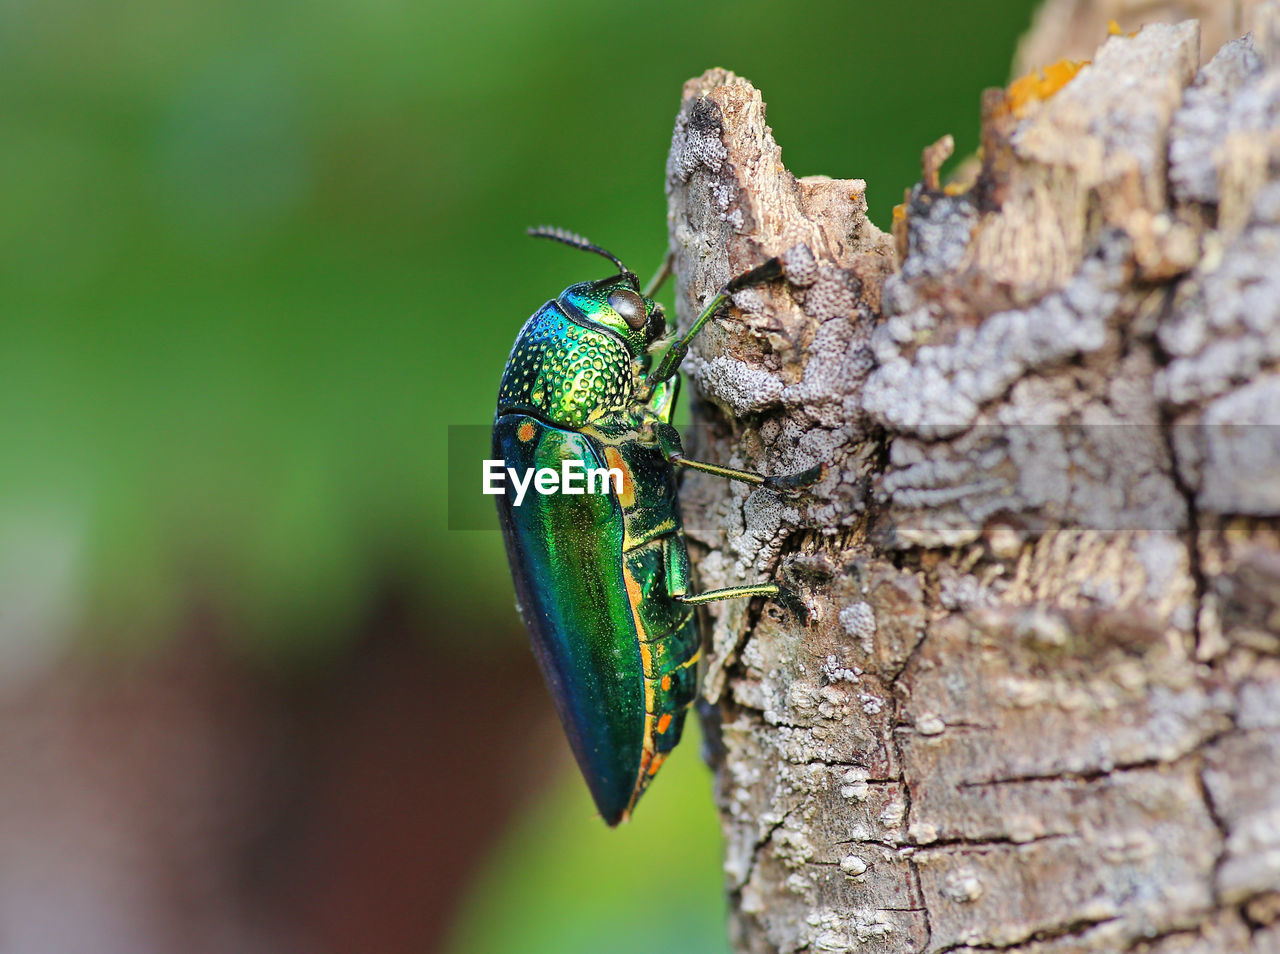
[669,455,824,493]
[646,417,824,493]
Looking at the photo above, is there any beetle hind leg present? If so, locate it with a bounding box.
[664,535,783,606]
[677,582,781,605]
[680,579,811,622]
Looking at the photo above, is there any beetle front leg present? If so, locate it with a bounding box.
[647,257,785,387]
[646,375,680,425]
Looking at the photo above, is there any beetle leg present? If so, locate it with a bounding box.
[648,257,784,386]
[648,415,825,491]
[646,374,681,425]
[642,252,674,299]
[665,514,810,615]
[677,582,781,605]
[669,455,825,493]
[665,534,691,599]
[647,419,684,457]
[665,512,785,606]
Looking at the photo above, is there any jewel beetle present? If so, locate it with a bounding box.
[493,227,817,825]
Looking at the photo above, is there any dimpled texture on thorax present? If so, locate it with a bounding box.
[497,301,632,428]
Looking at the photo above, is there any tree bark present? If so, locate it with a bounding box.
[665,4,1280,952]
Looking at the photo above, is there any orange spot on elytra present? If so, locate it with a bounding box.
[517,420,536,442]
[602,446,635,507]
[656,713,672,734]
[661,674,672,691]
[622,565,645,638]
[621,560,657,817]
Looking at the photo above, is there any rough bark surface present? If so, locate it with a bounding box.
[665,6,1280,953]
[1013,0,1263,82]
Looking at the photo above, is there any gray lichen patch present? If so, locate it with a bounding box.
[696,355,787,417]
[1158,222,1280,411]
[1169,35,1266,206]
[862,247,1124,440]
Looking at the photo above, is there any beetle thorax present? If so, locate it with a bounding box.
[496,302,634,428]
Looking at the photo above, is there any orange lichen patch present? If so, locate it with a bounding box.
[943,182,968,196]
[1107,19,1139,37]
[1006,59,1087,117]
[602,446,635,507]
[516,419,536,442]
[892,195,911,263]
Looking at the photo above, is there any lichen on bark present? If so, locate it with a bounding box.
[665,5,1280,952]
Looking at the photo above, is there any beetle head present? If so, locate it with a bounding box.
[561,276,666,355]
[529,226,667,355]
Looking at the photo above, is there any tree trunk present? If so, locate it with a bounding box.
[665,4,1280,952]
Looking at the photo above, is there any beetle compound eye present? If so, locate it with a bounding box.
[647,306,666,341]
[608,289,647,330]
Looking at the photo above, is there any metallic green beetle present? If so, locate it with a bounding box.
[493,228,815,825]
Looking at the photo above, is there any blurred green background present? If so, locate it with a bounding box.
[0,1,1035,952]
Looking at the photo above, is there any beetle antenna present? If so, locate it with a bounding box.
[528,226,638,288]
